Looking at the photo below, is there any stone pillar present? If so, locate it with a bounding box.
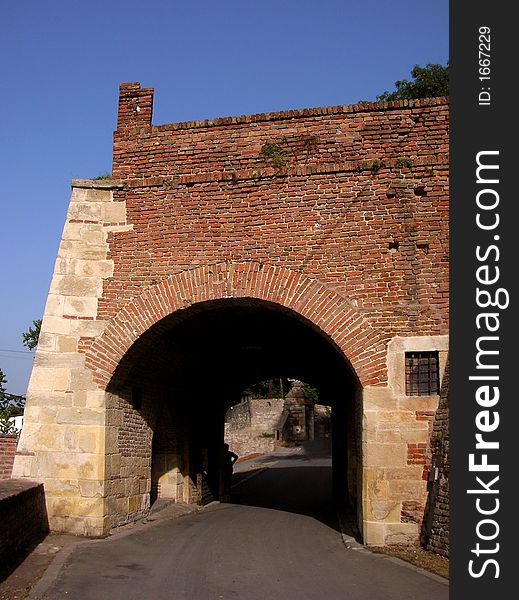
[11,180,131,537]
[361,335,449,546]
[283,380,314,442]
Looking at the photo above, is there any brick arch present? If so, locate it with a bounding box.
[84,262,387,388]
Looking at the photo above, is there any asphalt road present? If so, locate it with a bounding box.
[33,441,448,600]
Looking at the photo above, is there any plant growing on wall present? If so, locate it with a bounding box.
[260,141,289,167]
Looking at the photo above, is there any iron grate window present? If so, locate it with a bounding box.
[405,351,439,396]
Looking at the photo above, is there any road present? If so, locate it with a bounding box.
[33,440,448,599]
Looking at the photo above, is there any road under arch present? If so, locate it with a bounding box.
[104,299,362,532]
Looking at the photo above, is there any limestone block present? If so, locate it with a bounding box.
[385,466,424,480]
[83,188,113,203]
[58,239,107,260]
[105,408,124,427]
[363,442,407,467]
[398,396,440,411]
[35,332,57,352]
[69,369,96,392]
[106,453,121,477]
[50,275,103,298]
[20,404,41,420]
[369,500,402,522]
[43,478,81,497]
[81,227,107,246]
[363,386,397,410]
[85,390,107,409]
[362,467,388,500]
[376,428,429,444]
[62,258,114,278]
[125,477,141,497]
[11,455,36,478]
[387,479,427,502]
[68,202,103,222]
[35,450,105,481]
[61,222,91,242]
[101,202,126,223]
[33,352,84,370]
[56,407,104,426]
[78,429,104,454]
[21,423,65,452]
[39,406,60,425]
[128,495,142,514]
[79,479,104,498]
[48,514,107,538]
[371,410,420,426]
[44,294,65,317]
[385,522,420,545]
[105,225,133,234]
[72,391,87,407]
[70,188,89,203]
[140,479,151,494]
[63,296,98,318]
[69,319,106,338]
[46,495,106,518]
[362,521,387,546]
[57,336,78,353]
[105,427,119,454]
[29,367,71,392]
[38,316,73,336]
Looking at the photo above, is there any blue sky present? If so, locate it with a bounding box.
[0,0,448,395]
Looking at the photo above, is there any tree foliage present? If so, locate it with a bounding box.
[242,378,319,401]
[22,319,42,351]
[0,368,25,434]
[376,63,449,102]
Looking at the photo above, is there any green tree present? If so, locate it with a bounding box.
[22,319,42,350]
[376,63,449,101]
[0,368,25,434]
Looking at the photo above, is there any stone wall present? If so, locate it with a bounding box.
[225,401,251,431]
[0,434,18,480]
[225,398,285,458]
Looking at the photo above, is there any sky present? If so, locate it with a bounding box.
[0,0,448,395]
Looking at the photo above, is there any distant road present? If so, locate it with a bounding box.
[36,441,448,600]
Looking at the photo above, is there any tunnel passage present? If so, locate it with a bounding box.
[104,298,362,529]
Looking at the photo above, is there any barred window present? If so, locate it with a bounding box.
[405,352,439,396]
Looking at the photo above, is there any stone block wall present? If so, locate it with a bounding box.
[0,435,18,479]
[225,398,285,458]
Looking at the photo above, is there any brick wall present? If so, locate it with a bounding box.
[421,357,449,556]
[12,82,449,542]
[0,480,49,568]
[83,84,448,390]
[0,435,18,480]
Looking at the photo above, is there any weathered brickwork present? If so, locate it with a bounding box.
[0,435,18,480]
[422,357,450,556]
[0,480,49,567]
[12,83,449,546]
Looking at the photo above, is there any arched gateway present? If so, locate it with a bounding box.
[13,83,449,546]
